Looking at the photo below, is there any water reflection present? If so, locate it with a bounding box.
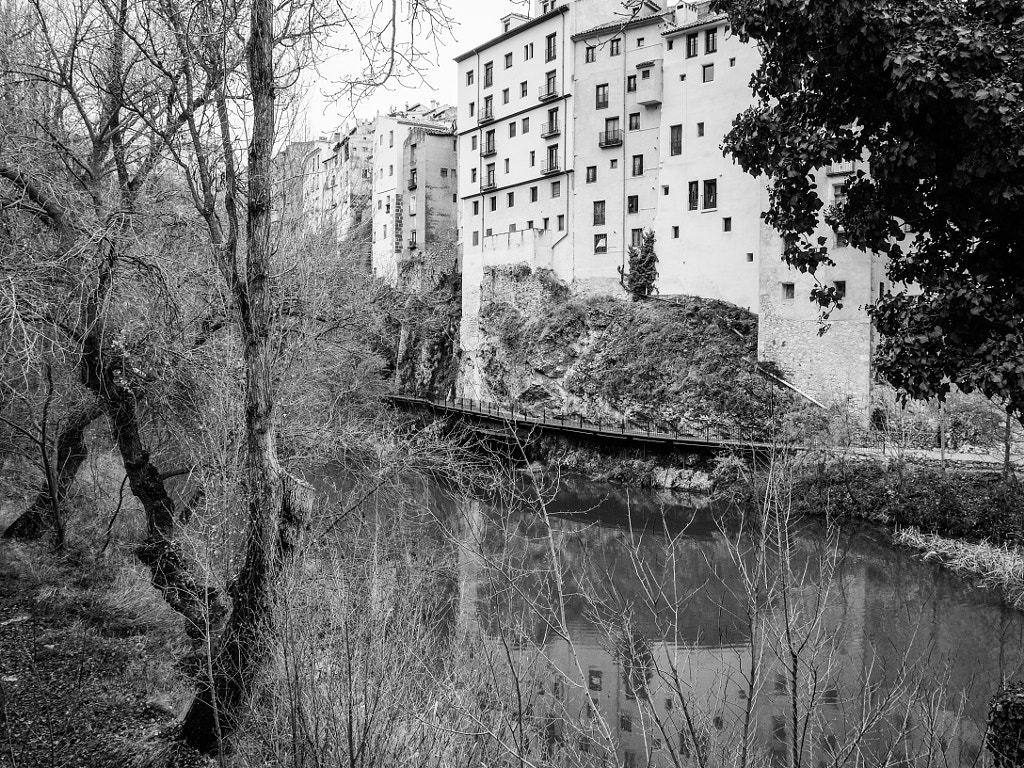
[451,479,1024,767]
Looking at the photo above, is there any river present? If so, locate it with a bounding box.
[419,473,1022,767]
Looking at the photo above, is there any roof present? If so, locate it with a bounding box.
[572,12,667,41]
[455,6,568,63]
[662,11,727,38]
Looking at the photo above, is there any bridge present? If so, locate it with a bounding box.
[388,394,777,453]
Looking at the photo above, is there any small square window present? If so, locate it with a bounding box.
[662,185,670,195]
[586,166,597,183]
[723,217,732,232]
[627,75,637,92]
[610,39,621,56]
[507,192,515,207]
[629,113,640,130]
[527,219,534,229]
[593,235,607,254]
[472,231,479,245]
[641,69,650,80]
[551,181,561,198]
[782,283,795,300]
[703,63,714,82]
[746,252,754,262]
[730,57,737,67]
[834,280,847,299]
[441,167,448,178]
[530,186,538,202]
[636,37,644,47]
[557,214,565,230]
[697,122,705,137]
[836,232,850,247]
[610,159,618,168]
[509,223,517,232]
[627,195,639,214]
[672,226,680,238]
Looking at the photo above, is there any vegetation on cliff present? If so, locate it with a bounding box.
[476,264,792,434]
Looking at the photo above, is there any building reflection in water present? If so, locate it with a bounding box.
[450,480,1024,767]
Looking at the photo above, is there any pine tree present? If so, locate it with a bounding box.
[620,229,659,301]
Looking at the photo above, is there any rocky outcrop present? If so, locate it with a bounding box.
[467,262,779,435]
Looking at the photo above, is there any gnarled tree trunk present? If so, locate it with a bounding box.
[3,401,103,540]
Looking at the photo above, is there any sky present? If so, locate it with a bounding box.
[302,0,526,137]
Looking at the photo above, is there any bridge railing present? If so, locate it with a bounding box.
[394,394,762,445]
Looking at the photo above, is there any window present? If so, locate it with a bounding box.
[672,226,680,238]
[629,113,640,130]
[632,154,644,176]
[667,38,674,50]
[530,150,536,166]
[530,186,538,202]
[596,84,609,109]
[637,36,645,47]
[730,56,736,67]
[627,195,639,214]
[557,214,565,230]
[542,217,549,230]
[593,200,606,225]
[641,68,651,79]
[834,280,847,299]
[837,232,850,247]
[507,191,515,207]
[409,229,416,247]
[551,181,561,198]
[670,124,682,155]
[527,220,534,229]
[472,231,479,246]
[697,122,705,137]
[631,228,643,247]
[585,45,596,63]
[509,223,517,232]
[610,38,621,56]
[502,88,509,104]
[586,166,597,183]
[621,715,633,732]
[520,81,528,97]
[522,117,530,133]
[484,61,493,87]
[545,33,557,62]
[485,228,492,236]
[662,185,670,195]
[473,200,479,215]
[467,70,475,86]
[504,158,510,173]
[688,180,699,210]
[383,224,387,238]
[593,235,607,254]
[782,283,795,300]
[544,69,557,96]
[441,167,448,178]
[610,158,618,168]
[665,698,674,711]
[484,94,493,114]
[469,101,475,117]
[723,217,732,231]
[703,179,717,208]
[686,33,698,58]
[703,63,714,82]
[471,168,477,183]
[524,43,534,60]
[504,52,513,69]
[490,196,497,211]
[509,122,517,137]
[747,252,754,262]
[389,130,394,147]
[832,183,847,205]
[389,164,394,176]
[706,28,717,54]
[627,75,637,92]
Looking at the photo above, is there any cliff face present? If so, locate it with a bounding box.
[464,263,777,433]
[394,245,462,399]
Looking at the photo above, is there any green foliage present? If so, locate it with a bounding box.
[714,0,1024,420]
[619,229,659,301]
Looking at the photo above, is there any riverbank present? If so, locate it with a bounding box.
[730,456,1024,609]
[0,540,202,767]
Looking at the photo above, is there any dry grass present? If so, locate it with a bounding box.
[894,526,1024,606]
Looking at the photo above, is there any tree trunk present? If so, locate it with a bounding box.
[178,0,313,751]
[3,401,103,540]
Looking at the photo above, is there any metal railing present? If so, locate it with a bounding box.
[479,107,494,124]
[540,121,560,138]
[598,129,623,147]
[539,81,559,100]
[481,142,497,157]
[481,177,497,191]
[540,158,560,174]
[390,394,760,446]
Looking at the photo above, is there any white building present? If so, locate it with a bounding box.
[371,103,456,282]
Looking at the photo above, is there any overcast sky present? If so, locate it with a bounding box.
[303,0,526,136]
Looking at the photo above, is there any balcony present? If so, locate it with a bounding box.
[827,160,855,175]
[545,47,557,63]
[481,177,497,191]
[538,81,559,101]
[478,106,495,124]
[598,129,623,147]
[407,172,418,190]
[540,121,560,138]
[407,239,418,249]
[481,142,497,157]
[540,159,560,175]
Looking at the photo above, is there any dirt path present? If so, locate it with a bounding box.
[0,544,190,767]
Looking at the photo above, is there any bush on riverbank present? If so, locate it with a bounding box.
[790,460,1024,546]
